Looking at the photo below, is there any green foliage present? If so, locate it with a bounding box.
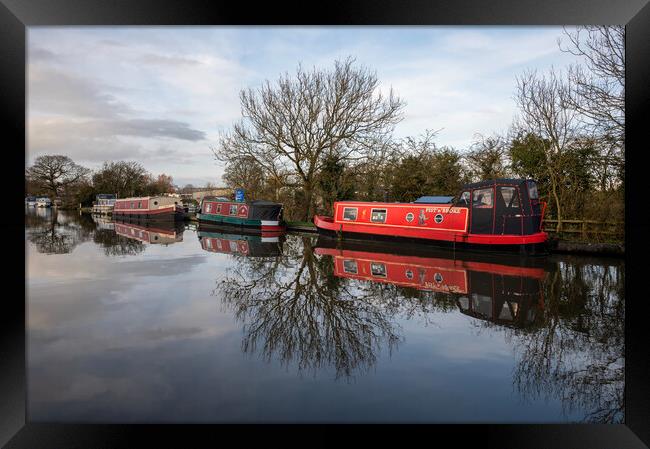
[317,154,356,213]
[389,147,466,202]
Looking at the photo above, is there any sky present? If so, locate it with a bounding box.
[27,26,582,187]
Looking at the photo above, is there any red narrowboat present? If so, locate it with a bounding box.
[113,196,185,222]
[314,179,548,254]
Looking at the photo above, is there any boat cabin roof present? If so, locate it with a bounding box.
[96,193,116,199]
[413,196,455,204]
[116,196,175,201]
[202,196,231,202]
[461,178,535,190]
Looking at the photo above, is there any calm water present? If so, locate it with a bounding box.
[26,208,624,423]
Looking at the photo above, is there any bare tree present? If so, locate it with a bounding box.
[222,156,268,201]
[214,57,405,221]
[514,69,579,231]
[25,155,90,198]
[91,161,149,198]
[559,26,625,188]
[559,26,624,148]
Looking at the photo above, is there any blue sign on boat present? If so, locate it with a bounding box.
[235,188,245,202]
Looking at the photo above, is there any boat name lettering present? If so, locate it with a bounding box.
[424,207,462,214]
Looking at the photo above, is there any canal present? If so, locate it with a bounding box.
[26,208,624,423]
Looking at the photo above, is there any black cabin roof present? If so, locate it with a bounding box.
[462,178,534,190]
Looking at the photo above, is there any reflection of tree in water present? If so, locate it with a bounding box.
[92,228,145,257]
[470,258,624,423]
[215,235,460,380]
[25,210,94,254]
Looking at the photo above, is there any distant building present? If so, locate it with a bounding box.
[185,187,232,203]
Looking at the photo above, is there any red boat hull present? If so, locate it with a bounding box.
[314,215,548,255]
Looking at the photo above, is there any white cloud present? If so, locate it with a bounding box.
[28,26,581,183]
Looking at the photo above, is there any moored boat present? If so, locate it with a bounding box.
[314,178,548,255]
[92,194,117,215]
[113,196,184,221]
[35,197,52,208]
[25,196,37,207]
[196,197,285,232]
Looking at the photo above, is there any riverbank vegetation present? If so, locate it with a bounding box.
[25,158,176,208]
[25,27,624,243]
[215,26,624,241]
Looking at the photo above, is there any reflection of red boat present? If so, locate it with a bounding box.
[197,228,283,257]
[316,240,546,328]
[314,179,548,254]
[114,221,183,244]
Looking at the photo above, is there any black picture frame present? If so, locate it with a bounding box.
[3,0,649,447]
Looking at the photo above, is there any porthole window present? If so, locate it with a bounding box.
[406,212,414,222]
[153,201,158,206]
[434,272,444,283]
[434,214,444,224]
[405,269,414,279]
[343,207,357,221]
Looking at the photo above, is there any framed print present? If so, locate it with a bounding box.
[4,0,650,447]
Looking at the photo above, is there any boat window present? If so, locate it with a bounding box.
[216,204,222,213]
[499,186,520,208]
[343,207,357,221]
[457,191,470,205]
[131,202,135,209]
[472,188,493,208]
[230,204,238,215]
[343,260,358,274]
[370,262,387,277]
[138,201,142,208]
[371,208,387,223]
[205,203,212,213]
[405,212,414,222]
[528,181,539,199]
[153,201,158,206]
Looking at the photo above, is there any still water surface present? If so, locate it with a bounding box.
[26,208,624,423]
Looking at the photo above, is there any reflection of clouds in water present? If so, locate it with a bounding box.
[27,220,625,423]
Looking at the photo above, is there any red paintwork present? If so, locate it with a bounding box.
[260,224,286,231]
[201,237,250,255]
[113,197,183,217]
[114,222,177,243]
[314,247,546,293]
[202,200,250,219]
[314,199,547,245]
[114,205,183,216]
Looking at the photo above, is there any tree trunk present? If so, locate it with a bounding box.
[303,182,314,222]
